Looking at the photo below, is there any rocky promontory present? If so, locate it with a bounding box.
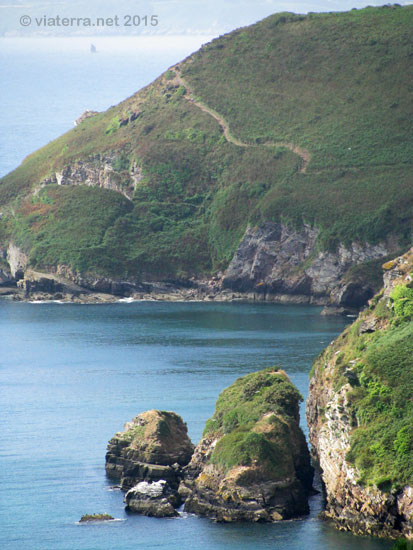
[181,368,313,522]
[307,248,413,539]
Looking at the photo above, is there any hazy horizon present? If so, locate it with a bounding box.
[1,0,412,37]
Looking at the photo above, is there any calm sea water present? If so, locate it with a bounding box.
[0,37,393,550]
[0,301,392,550]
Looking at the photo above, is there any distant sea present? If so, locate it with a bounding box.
[0,35,213,178]
[0,37,393,550]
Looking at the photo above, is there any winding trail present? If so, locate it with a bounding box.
[173,67,310,173]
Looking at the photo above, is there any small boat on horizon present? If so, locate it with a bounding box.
[90,43,97,53]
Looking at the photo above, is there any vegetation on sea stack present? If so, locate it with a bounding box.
[182,368,313,521]
[203,368,307,480]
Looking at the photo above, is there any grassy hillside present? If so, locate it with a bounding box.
[1,5,412,280]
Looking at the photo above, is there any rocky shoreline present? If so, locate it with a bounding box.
[1,222,398,312]
[0,268,358,314]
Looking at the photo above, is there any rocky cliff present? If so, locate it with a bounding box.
[181,368,314,522]
[307,248,413,539]
[223,222,394,308]
[1,234,397,308]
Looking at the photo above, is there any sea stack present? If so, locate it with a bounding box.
[180,368,314,521]
[105,409,194,516]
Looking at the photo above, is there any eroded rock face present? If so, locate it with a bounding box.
[307,248,413,539]
[180,369,314,522]
[125,480,178,517]
[106,409,194,503]
[6,243,28,280]
[223,222,391,307]
[223,222,317,297]
[40,155,143,200]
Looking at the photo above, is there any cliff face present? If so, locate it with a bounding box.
[181,368,314,522]
[39,154,143,201]
[223,222,392,307]
[307,248,413,539]
[3,234,395,308]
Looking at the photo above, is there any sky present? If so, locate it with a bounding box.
[1,0,412,36]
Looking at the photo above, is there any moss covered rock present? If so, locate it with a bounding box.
[181,368,313,521]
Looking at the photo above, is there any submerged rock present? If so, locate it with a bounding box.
[79,513,114,523]
[180,368,313,522]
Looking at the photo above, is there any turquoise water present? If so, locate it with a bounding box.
[0,301,392,549]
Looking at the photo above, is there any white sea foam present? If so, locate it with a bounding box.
[75,518,125,525]
[28,300,64,304]
[105,485,122,492]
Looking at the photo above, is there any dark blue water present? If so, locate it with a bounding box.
[0,301,392,550]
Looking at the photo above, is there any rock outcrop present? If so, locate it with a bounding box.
[307,248,413,539]
[6,243,28,280]
[106,410,193,516]
[74,110,99,126]
[40,154,142,200]
[0,248,12,286]
[125,480,178,517]
[180,368,314,522]
[79,513,114,523]
[223,222,392,308]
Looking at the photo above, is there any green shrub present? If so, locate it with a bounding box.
[390,285,413,322]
